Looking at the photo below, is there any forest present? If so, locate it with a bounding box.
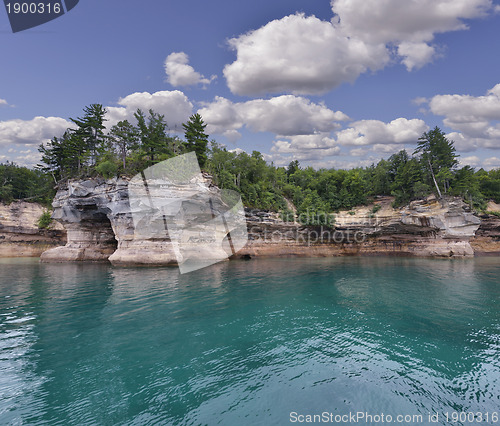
[1,103,500,224]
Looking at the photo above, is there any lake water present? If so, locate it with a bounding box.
[0,257,499,425]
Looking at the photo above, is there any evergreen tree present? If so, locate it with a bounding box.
[38,131,83,180]
[414,127,458,198]
[109,120,138,169]
[69,103,108,169]
[183,113,209,168]
[134,109,170,164]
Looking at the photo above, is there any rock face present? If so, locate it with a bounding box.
[40,176,237,266]
[40,179,494,264]
[471,214,500,255]
[0,201,65,257]
[239,196,480,259]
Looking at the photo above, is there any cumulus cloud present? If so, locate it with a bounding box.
[0,116,72,146]
[271,133,341,159]
[332,0,493,70]
[336,118,428,146]
[460,155,481,167]
[483,156,500,169]
[397,42,437,70]
[223,0,495,95]
[224,13,389,96]
[0,99,8,106]
[106,90,193,131]
[199,95,349,137]
[164,52,215,87]
[429,84,500,136]
[427,84,500,152]
[332,0,492,43]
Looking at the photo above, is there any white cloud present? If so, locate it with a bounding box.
[14,151,41,168]
[199,95,349,137]
[164,52,215,87]
[429,84,500,137]
[445,132,479,152]
[412,97,429,106]
[332,0,492,43]
[427,84,500,152]
[332,0,493,70]
[0,99,8,106]
[483,156,500,169]
[222,130,242,143]
[106,90,193,131]
[198,96,242,135]
[272,133,340,153]
[0,116,71,146]
[460,155,481,167]
[397,42,437,70]
[223,1,495,95]
[336,118,428,146]
[229,148,245,155]
[224,13,389,96]
[268,133,342,166]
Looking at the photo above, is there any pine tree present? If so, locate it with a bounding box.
[414,127,458,198]
[183,113,209,168]
[69,103,108,169]
[109,120,138,169]
[134,109,170,165]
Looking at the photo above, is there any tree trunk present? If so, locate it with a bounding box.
[428,158,442,198]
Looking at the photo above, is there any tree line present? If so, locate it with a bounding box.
[207,127,500,223]
[1,103,500,224]
[38,103,209,181]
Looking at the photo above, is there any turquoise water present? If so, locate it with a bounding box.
[0,257,499,425]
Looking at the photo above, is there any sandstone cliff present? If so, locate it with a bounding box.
[240,196,481,259]
[0,201,65,257]
[38,178,500,265]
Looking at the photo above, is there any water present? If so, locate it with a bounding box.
[0,257,499,425]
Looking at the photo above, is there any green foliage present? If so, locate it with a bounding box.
[95,160,118,178]
[183,113,209,168]
[108,120,138,170]
[280,208,295,223]
[32,114,500,217]
[1,162,55,205]
[37,211,52,229]
[414,127,458,196]
[69,103,108,170]
[371,204,382,214]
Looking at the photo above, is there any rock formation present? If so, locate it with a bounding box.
[39,178,499,265]
[0,201,65,257]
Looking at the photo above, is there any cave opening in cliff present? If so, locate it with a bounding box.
[82,210,118,256]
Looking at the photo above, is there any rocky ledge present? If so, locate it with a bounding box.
[39,178,500,265]
[0,201,66,257]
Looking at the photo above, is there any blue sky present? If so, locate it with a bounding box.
[1,0,500,170]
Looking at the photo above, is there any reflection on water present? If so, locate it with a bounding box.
[0,257,499,425]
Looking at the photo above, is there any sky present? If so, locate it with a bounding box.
[1,0,500,170]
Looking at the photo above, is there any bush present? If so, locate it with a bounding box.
[38,211,52,229]
[95,160,118,178]
[280,208,295,223]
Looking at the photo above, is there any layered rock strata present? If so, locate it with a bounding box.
[0,201,65,257]
[40,179,495,264]
[239,196,480,259]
